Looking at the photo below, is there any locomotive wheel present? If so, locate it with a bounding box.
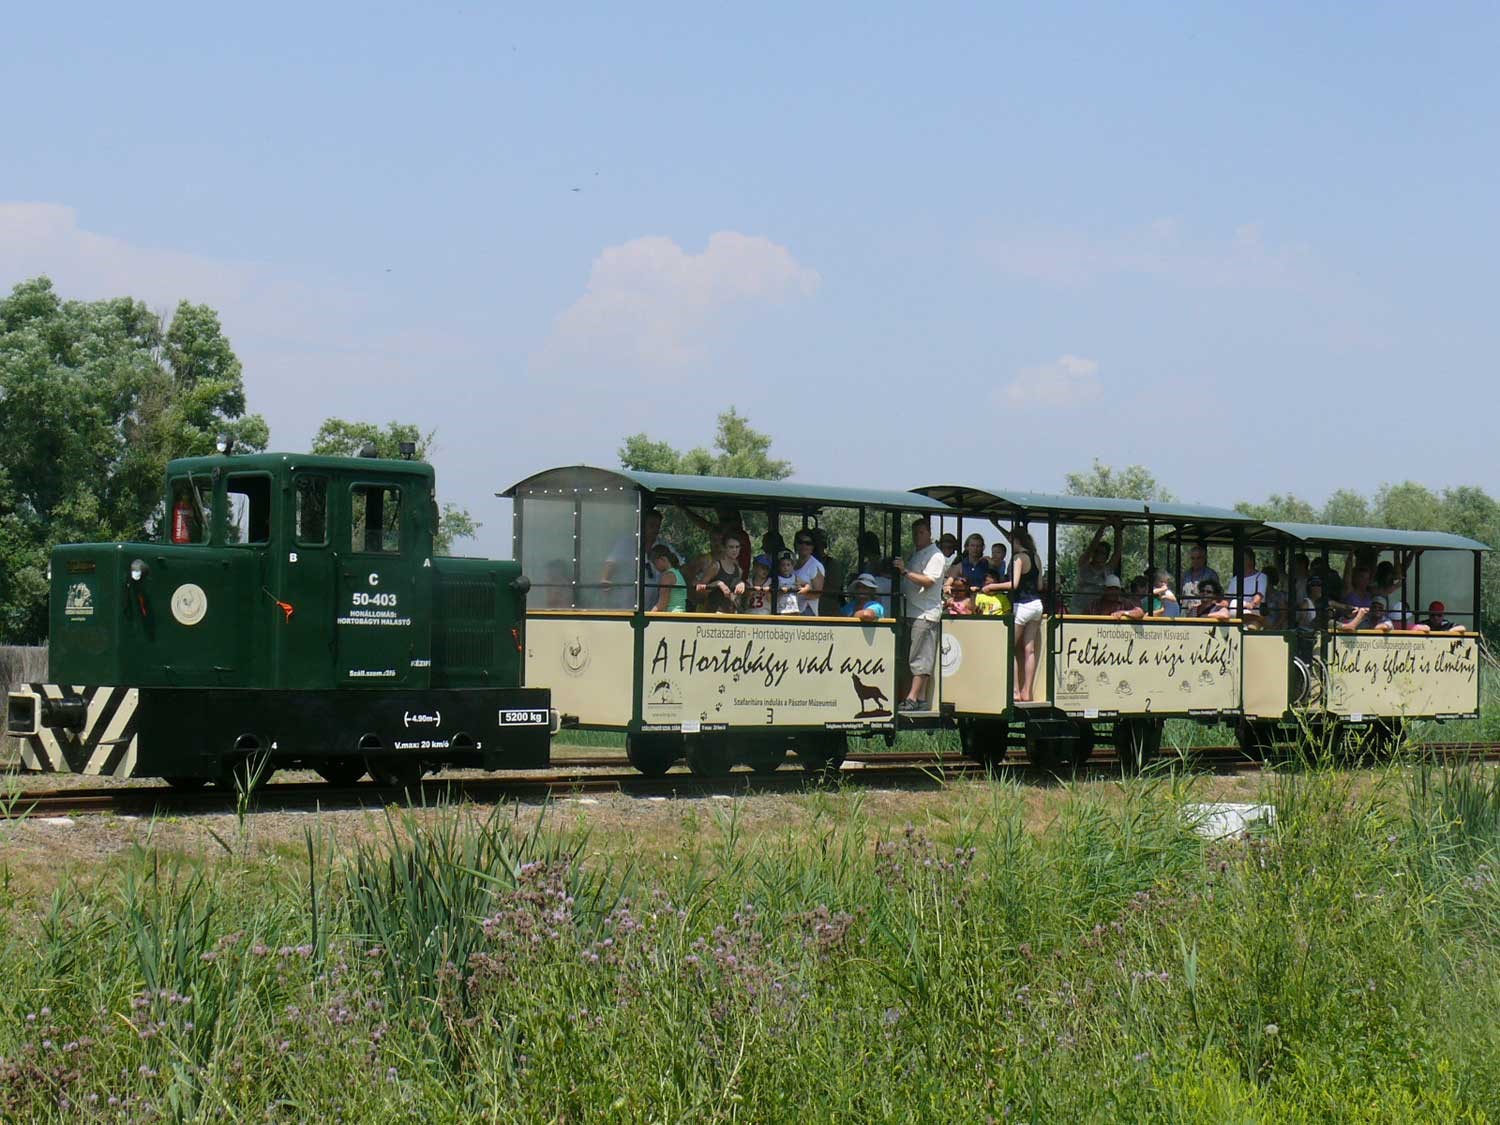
[213,755,273,793]
[685,734,734,779]
[797,733,847,776]
[163,776,209,791]
[625,733,680,778]
[367,759,423,790]
[1113,719,1161,773]
[958,719,1006,767]
[315,757,367,786]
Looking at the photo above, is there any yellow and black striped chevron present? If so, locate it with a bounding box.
[16,684,140,777]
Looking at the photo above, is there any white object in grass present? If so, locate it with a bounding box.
[1185,803,1276,839]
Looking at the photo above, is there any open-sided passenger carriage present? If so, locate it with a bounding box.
[1232,522,1487,760]
[503,466,953,777]
[914,487,1272,770]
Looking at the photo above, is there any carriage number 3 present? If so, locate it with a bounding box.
[352,593,399,607]
[765,707,774,724]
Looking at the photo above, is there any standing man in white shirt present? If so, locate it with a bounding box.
[892,518,947,712]
[1226,548,1268,618]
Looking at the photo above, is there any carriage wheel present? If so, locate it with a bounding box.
[315,757,367,786]
[797,733,847,777]
[625,733,681,778]
[1235,718,1276,761]
[744,737,790,775]
[959,719,1007,767]
[1069,721,1097,768]
[1113,719,1161,773]
[685,734,734,779]
[163,776,209,791]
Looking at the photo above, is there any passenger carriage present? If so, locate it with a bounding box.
[1234,521,1487,758]
[913,487,1273,769]
[502,466,953,776]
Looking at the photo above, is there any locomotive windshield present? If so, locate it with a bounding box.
[167,475,214,544]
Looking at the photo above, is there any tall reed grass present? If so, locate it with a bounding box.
[1,758,1497,1120]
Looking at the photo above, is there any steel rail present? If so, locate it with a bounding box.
[5,742,1498,821]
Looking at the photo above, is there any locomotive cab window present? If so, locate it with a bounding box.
[352,484,401,553]
[167,477,213,545]
[294,475,329,546]
[226,474,272,545]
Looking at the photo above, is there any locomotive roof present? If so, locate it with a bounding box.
[167,452,436,480]
[503,465,952,513]
[1265,521,1490,552]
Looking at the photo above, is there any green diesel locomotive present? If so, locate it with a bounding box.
[5,448,553,787]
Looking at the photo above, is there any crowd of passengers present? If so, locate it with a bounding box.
[618,508,1043,711]
[1071,524,1467,634]
[619,507,1465,636]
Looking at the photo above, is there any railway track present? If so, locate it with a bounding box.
[4,743,1498,821]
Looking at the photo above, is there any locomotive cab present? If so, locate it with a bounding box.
[40,452,438,693]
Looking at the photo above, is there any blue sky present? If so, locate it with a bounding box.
[3,2,1497,556]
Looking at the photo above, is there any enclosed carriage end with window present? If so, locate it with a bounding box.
[1233,521,1489,758]
[913,486,1273,770]
[7,451,552,787]
[503,466,953,777]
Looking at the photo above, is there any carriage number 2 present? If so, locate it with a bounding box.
[352,593,399,607]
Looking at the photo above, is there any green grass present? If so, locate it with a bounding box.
[554,659,1500,758]
[1,758,1498,1121]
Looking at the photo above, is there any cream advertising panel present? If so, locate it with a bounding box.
[1327,633,1480,718]
[641,617,897,731]
[1053,619,1242,717]
[1242,633,1291,719]
[941,618,1010,715]
[527,615,636,727]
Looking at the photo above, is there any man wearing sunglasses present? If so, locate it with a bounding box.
[791,532,826,615]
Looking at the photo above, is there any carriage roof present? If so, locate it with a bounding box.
[503,465,953,514]
[1265,521,1490,553]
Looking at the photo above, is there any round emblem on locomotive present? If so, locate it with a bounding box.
[562,634,590,675]
[170,583,208,626]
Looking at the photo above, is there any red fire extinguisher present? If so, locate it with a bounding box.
[171,496,193,544]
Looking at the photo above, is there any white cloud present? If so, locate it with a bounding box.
[534,231,820,374]
[1002,354,1103,408]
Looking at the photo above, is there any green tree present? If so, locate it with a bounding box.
[618,408,798,569]
[1234,493,1319,523]
[1060,460,1174,591]
[0,277,267,642]
[309,418,478,553]
[1319,489,1374,528]
[619,406,793,481]
[1373,482,1443,532]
